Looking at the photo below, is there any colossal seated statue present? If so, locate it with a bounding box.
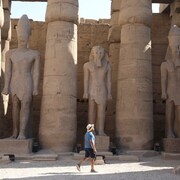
[2,15,40,140]
[83,46,112,136]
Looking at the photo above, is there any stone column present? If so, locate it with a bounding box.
[116,0,153,150]
[39,0,78,152]
[0,0,4,77]
[0,0,4,136]
[108,0,121,143]
[1,0,11,114]
[170,0,180,26]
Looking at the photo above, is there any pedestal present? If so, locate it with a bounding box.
[0,139,33,154]
[95,135,110,152]
[163,138,180,153]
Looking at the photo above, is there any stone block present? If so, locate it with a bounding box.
[95,156,105,165]
[33,154,58,161]
[118,155,139,161]
[108,26,121,43]
[96,135,110,151]
[163,138,180,153]
[0,139,33,154]
[0,155,11,164]
[98,19,110,24]
[159,4,169,13]
[2,0,11,9]
[111,0,121,13]
[162,152,180,160]
[126,150,159,157]
[110,11,120,26]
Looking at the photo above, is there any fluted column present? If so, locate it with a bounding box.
[0,0,4,77]
[0,0,4,136]
[116,0,153,150]
[1,0,11,114]
[39,0,79,152]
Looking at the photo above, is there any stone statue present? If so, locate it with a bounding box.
[83,46,112,136]
[161,25,180,138]
[2,15,40,139]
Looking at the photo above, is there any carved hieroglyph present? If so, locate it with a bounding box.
[39,0,78,152]
[161,25,180,138]
[2,15,40,139]
[83,46,112,136]
[116,0,153,150]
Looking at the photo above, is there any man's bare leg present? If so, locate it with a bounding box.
[166,101,175,138]
[76,157,88,171]
[11,95,20,139]
[79,157,87,166]
[90,158,95,171]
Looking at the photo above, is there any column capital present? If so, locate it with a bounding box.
[119,0,152,27]
[46,0,79,25]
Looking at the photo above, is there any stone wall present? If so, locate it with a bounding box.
[0,14,171,150]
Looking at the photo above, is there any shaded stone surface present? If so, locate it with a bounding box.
[0,139,33,154]
[163,138,180,153]
[162,152,180,160]
[116,0,153,150]
[96,135,110,152]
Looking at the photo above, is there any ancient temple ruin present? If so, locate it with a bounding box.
[0,0,180,154]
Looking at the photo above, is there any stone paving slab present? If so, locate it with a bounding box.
[0,155,180,180]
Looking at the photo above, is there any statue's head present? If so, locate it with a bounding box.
[17,15,31,47]
[168,25,180,57]
[89,46,106,67]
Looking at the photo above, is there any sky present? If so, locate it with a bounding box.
[11,0,160,22]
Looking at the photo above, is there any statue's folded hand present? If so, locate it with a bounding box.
[2,88,9,95]
[33,90,38,96]
[108,94,112,100]
[161,92,167,100]
[83,93,88,99]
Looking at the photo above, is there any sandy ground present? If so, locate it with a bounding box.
[0,155,180,180]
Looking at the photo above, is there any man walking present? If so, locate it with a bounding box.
[76,124,97,173]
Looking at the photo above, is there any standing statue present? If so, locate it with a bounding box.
[161,25,180,138]
[83,46,112,135]
[2,15,40,140]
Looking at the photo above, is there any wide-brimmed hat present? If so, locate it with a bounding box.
[86,124,94,132]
